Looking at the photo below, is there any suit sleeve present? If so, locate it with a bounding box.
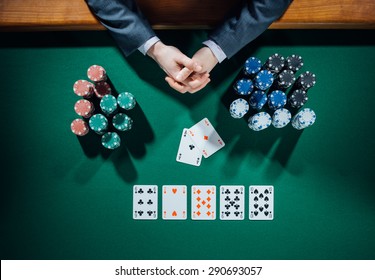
[85,0,156,56]
[208,0,293,59]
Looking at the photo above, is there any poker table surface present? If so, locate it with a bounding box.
[1,29,375,260]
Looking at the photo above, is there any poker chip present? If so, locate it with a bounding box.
[101,132,121,149]
[276,70,296,89]
[71,119,89,136]
[248,112,272,131]
[113,113,133,131]
[229,98,249,118]
[268,90,287,110]
[289,89,308,108]
[74,99,94,118]
[249,90,267,110]
[296,71,316,90]
[265,53,285,73]
[272,108,291,128]
[73,79,94,98]
[89,114,108,135]
[285,55,304,72]
[117,92,136,110]
[233,78,254,95]
[292,108,316,130]
[100,94,118,115]
[254,70,274,90]
[94,81,111,99]
[243,57,262,76]
[87,65,107,82]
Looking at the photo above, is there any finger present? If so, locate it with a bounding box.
[165,76,188,94]
[188,78,211,94]
[175,67,193,82]
[185,73,210,89]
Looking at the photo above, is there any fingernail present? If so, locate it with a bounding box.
[195,63,202,71]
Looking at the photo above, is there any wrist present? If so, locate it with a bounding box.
[147,41,165,61]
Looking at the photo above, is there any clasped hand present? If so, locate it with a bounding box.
[147,41,218,94]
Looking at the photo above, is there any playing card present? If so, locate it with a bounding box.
[191,185,216,220]
[188,118,225,158]
[220,185,245,220]
[249,185,274,220]
[133,185,158,220]
[162,185,187,220]
[176,129,202,166]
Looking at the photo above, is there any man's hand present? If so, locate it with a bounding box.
[169,46,219,94]
[147,41,210,93]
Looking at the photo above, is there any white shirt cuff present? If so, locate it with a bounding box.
[202,40,227,63]
[138,36,160,55]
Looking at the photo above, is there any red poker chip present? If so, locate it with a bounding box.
[73,80,94,98]
[74,99,94,118]
[71,119,89,136]
[94,81,111,99]
[87,65,107,82]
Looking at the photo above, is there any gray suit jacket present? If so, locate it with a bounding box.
[85,0,292,58]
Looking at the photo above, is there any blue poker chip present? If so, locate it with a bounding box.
[249,90,267,110]
[268,90,287,110]
[233,78,254,95]
[254,70,274,90]
[244,57,262,76]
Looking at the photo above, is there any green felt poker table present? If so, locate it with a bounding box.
[1,29,375,260]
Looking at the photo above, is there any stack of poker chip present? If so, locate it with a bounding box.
[71,119,89,136]
[268,90,287,110]
[248,112,272,131]
[73,80,95,98]
[70,64,137,149]
[272,108,291,128]
[289,89,308,109]
[285,55,304,72]
[276,70,295,89]
[87,65,107,82]
[117,92,137,110]
[243,57,262,76]
[254,70,274,90]
[74,99,94,118]
[100,94,118,115]
[291,108,316,130]
[264,53,285,74]
[113,113,133,131]
[249,90,267,111]
[295,71,316,90]
[229,98,249,119]
[89,114,108,135]
[233,78,254,95]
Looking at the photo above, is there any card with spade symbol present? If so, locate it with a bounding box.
[220,185,245,220]
[133,185,158,220]
[249,185,274,220]
[162,185,187,220]
[176,128,202,166]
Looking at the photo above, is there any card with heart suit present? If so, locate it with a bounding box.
[220,185,245,220]
[133,185,158,220]
[249,185,274,220]
[176,129,202,166]
[162,185,187,220]
[188,118,225,158]
[191,185,216,220]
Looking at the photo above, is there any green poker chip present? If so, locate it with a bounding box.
[100,94,117,115]
[101,132,121,149]
[112,113,133,131]
[117,92,136,110]
[89,114,108,135]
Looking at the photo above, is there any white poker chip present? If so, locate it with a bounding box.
[248,112,272,131]
[272,108,291,128]
[229,98,249,118]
